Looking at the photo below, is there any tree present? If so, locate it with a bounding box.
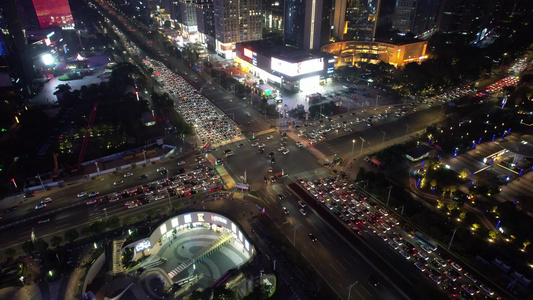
[51,236,63,248]
[5,247,16,259]
[430,179,437,190]
[106,215,120,229]
[34,238,49,252]
[488,230,498,240]
[447,201,458,212]
[459,168,470,179]
[22,241,35,255]
[213,285,235,300]
[122,215,133,226]
[64,229,79,243]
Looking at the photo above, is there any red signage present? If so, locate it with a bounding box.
[32,0,74,28]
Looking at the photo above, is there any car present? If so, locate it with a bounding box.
[420,244,433,253]
[463,272,477,282]
[268,167,273,173]
[251,142,259,147]
[282,149,290,155]
[114,180,124,186]
[296,142,303,147]
[216,158,224,165]
[124,172,133,177]
[35,204,46,210]
[299,208,307,215]
[24,192,36,198]
[238,143,245,148]
[282,207,289,214]
[89,192,99,198]
[445,271,458,281]
[259,143,265,148]
[177,161,186,166]
[109,197,121,202]
[38,218,50,224]
[224,149,232,153]
[4,206,18,213]
[404,242,416,251]
[434,258,447,268]
[399,251,411,259]
[368,276,380,286]
[297,200,307,208]
[86,199,98,205]
[393,238,402,245]
[392,231,403,240]
[450,262,462,271]
[266,135,273,140]
[277,146,285,152]
[308,233,317,241]
[277,194,284,200]
[417,251,429,260]
[258,148,265,153]
[77,192,87,198]
[388,242,398,250]
[158,168,168,175]
[414,261,426,271]
[268,152,275,158]
[41,197,52,204]
[429,274,441,284]
[461,285,477,296]
[139,174,148,180]
[479,284,494,295]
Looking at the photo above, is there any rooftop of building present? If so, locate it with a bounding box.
[237,40,328,62]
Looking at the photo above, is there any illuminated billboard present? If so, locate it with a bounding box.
[271,57,324,77]
[244,48,253,59]
[32,0,74,29]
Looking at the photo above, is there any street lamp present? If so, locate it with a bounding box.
[347,281,358,300]
[95,162,100,176]
[350,139,355,164]
[405,124,410,136]
[381,130,386,145]
[103,208,108,221]
[386,185,393,206]
[359,137,366,155]
[143,149,147,163]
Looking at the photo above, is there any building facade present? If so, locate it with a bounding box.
[321,40,427,67]
[283,0,323,51]
[213,0,263,58]
[332,0,380,42]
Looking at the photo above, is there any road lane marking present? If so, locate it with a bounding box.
[329,263,340,274]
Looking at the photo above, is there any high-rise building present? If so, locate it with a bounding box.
[180,0,198,38]
[284,0,323,51]
[196,0,216,49]
[391,0,416,33]
[213,0,263,58]
[332,0,380,42]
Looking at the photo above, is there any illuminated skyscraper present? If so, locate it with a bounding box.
[284,0,324,51]
[332,0,380,42]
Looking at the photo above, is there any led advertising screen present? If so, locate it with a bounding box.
[271,57,324,77]
[32,0,74,28]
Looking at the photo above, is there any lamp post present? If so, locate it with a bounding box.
[350,139,355,163]
[375,94,380,107]
[143,149,147,163]
[347,281,358,300]
[359,137,366,155]
[95,162,100,176]
[405,124,410,136]
[103,208,108,221]
[381,130,386,145]
[168,192,173,211]
[386,185,393,206]
[448,227,458,250]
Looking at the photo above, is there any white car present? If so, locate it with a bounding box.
[177,161,186,166]
[277,146,285,152]
[266,135,273,140]
[299,208,307,215]
[89,192,100,198]
[296,142,303,147]
[35,204,46,210]
[420,244,433,253]
[41,197,52,204]
[86,199,98,205]
[38,218,51,224]
[479,284,494,295]
[414,261,426,271]
[282,149,290,155]
[259,143,265,148]
[417,251,429,260]
[124,172,133,177]
[450,262,462,271]
[297,200,307,208]
[251,142,259,147]
[77,192,87,198]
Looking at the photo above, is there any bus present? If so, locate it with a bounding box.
[414,232,438,251]
[209,184,224,192]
